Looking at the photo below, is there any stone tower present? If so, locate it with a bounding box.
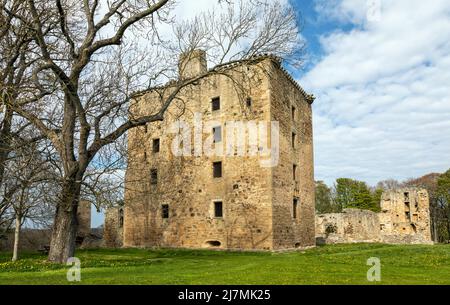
[76,200,91,238]
[104,206,124,248]
[123,50,315,250]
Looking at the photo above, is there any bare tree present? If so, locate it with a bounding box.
[1,135,55,261]
[2,0,304,262]
[376,179,401,191]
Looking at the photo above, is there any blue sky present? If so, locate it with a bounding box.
[92,0,450,228]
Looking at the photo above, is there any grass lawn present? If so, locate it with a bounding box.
[0,243,449,285]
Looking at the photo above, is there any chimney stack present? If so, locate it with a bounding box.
[178,49,207,79]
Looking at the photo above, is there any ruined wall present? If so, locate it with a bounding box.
[123,54,315,251]
[104,207,124,248]
[316,209,380,244]
[315,188,433,245]
[379,188,432,244]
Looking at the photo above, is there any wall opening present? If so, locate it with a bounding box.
[161,204,169,219]
[293,198,298,219]
[118,208,124,228]
[214,201,223,218]
[205,240,221,247]
[211,97,220,111]
[404,192,410,201]
[325,223,337,235]
[213,161,222,178]
[246,97,252,107]
[152,138,160,153]
[150,168,158,185]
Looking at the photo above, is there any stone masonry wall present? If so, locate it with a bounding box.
[77,200,91,238]
[316,188,433,245]
[124,61,274,250]
[104,206,124,248]
[316,209,380,244]
[269,63,315,249]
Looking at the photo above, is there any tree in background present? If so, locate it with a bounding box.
[2,0,305,262]
[315,181,336,213]
[376,179,401,191]
[436,169,450,242]
[370,188,383,212]
[333,178,379,212]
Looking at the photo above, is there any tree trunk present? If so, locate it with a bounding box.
[12,214,21,261]
[47,180,81,263]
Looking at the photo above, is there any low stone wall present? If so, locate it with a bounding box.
[316,209,381,245]
[0,229,51,251]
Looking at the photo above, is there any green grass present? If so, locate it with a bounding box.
[0,243,449,284]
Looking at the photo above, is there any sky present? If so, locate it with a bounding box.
[92,0,450,227]
[291,0,450,187]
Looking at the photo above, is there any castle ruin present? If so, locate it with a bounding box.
[119,50,316,250]
[316,188,433,245]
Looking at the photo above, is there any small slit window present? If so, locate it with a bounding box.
[119,209,124,228]
[293,198,298,219]
[293,164,297,181]
[162,204,169,219]
[152,138,160,153]
[246,97,252,107]
[150,168,158,185]
[212,97,220,111]
[213,161,222,178]
[214,201,223,218]
[291,106,296,120]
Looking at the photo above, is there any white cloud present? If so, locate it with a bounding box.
[301,0,450,185]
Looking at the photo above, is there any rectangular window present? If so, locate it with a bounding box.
[212,97,220,111]
[293,164,297,181]
[246,97,252,107]
[292,132,296,148]
[214,201,223,218]
[150,168,158,185]
[213,161,222,178]
[213,126,222,143]
[293,198,298,219]
[152,138,160,153]
[162,204,169,219]
[291,106,296,121]
[119,209,124,228]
